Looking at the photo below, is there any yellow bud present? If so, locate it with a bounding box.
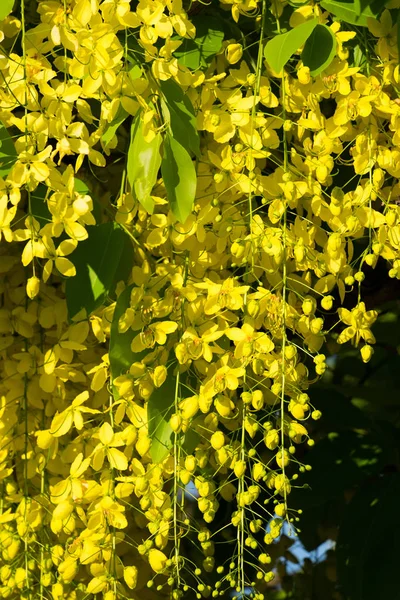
[180,469,191,485]
[310,317,323,334]
[274,474,291,495]
[302,296,316,316]
[283,119,293,132]
[275,503,286,518]
[170,413,182,432]
[14,568,26,589]
[135,435,151,456]
[203,556,215,572]
[365,253,377,267]
[297,65,310,84]
[0,566,11,583]
[226,43,243,64]
[210,431,225,450]
[360,344,374,363]
[234,460,246,478]
[284,345,297,360]
[123,566,138,589]
[264,429,279,450]
[259,553,271,565]
[251,390,264,410]
[321,295,334,310]
[179,396,199,419]
[149,549,168,573]
[252,462,265,481]
[26,276,40,299]
[51,582,64,600]
[386,209,397,227]
[354,271,365,283]
[86,577,107,595]
[185,455,196,472]
[250,519,262,533]
[276,449,290,468]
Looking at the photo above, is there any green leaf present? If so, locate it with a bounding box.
[159,79,200,158]
[320,0,382,26]
[264,19,318,74]
[161,134,196,224]
[173,15,224,69]
[354,0,388,16]
[336,474,400,600]
[74,178,90,196]
[101,105,129,146]
[66,223,132,320]
[127,114,162,215]
[148,371,176,463]
[0,123,17,178]
[0,0,14,20]
[301,24,336,76]
[182,428,200,455]
[30,185,51,227]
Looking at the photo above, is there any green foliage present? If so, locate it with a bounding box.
[161,133,196,224]
[160,79,200,158]
[66,223,132,320]
[109,284,137,382]
[320,0,382,25]
[354,0,389,16]
[101,105,129,147]
[302,24,336,76]
[173,15,224,69]
[264,19,318,73]
[148,371,176,463]
[0,123,17,177]
[127,114,162,214]
[337,474,400,599]
[0,0,14,21]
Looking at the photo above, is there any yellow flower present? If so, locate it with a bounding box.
[91,422,128,471]
[131,320,178,352]
[49,391,99,437]
[337,302,378,346]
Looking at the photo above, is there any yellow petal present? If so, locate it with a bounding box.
[107,447,128,471]
[55,257,76,277]
[50,411,73,437]
[148,549,168,573]
[99,422,114,446]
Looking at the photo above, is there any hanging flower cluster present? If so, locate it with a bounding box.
[0,0,398,598]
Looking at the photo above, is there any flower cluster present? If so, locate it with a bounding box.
[0,0,397,598]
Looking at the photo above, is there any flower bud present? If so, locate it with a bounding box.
[26,276,40,299]
[226,43,243,64]
[360,344,374,363]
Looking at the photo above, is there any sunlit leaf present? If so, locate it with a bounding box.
[127,114,162,214]
[0,0,14,20]
[264,19,318,73]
